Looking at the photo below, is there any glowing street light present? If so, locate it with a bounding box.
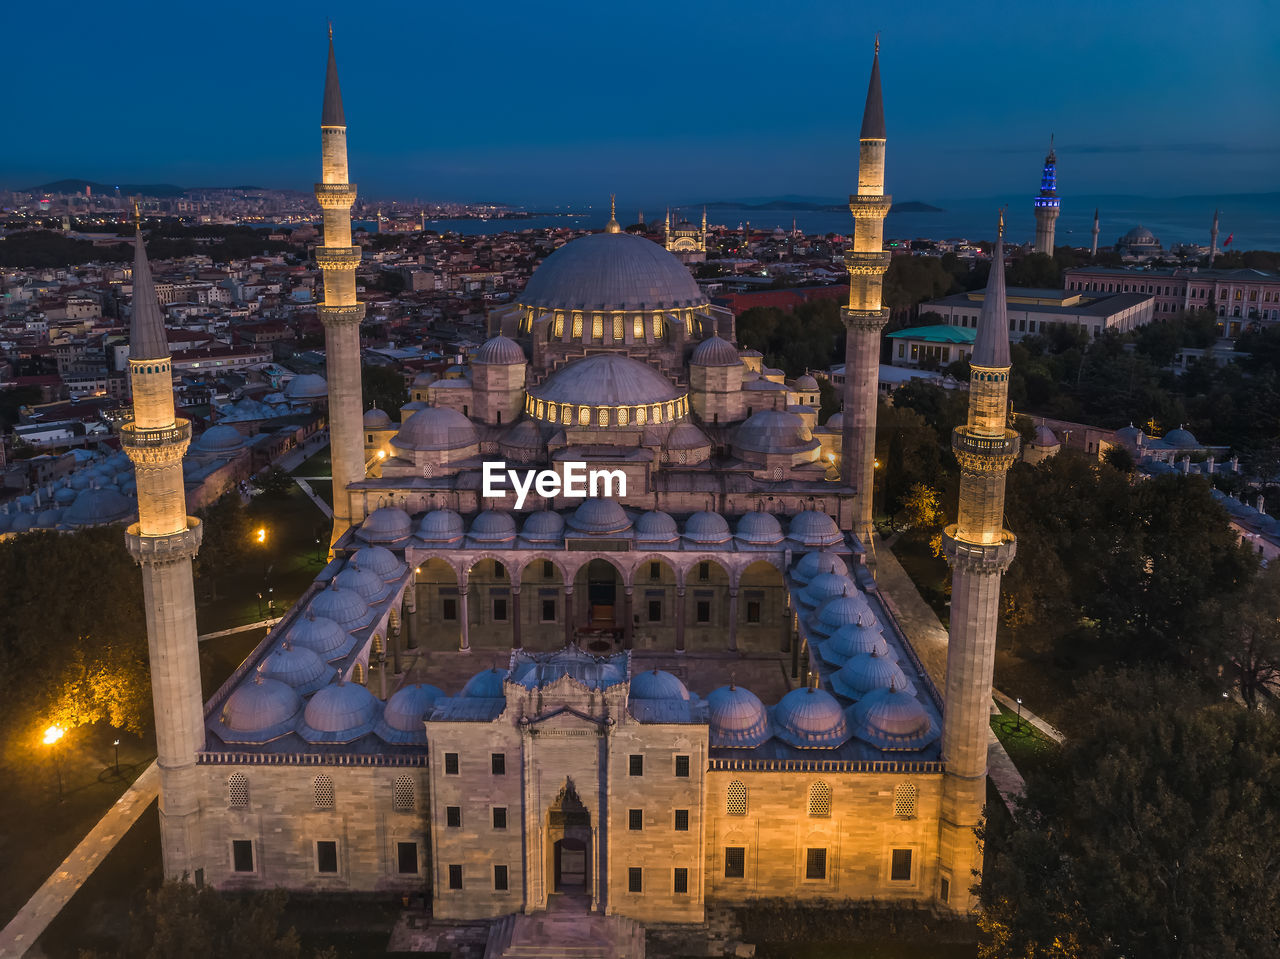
[256,527,267,545]
[43,725,64,745]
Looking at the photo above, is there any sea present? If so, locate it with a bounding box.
[321,192,1280,250]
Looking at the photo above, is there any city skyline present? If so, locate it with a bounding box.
[7,0,1278,205]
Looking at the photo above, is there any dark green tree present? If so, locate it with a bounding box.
[361,364,406,418]
[195,492,253,602]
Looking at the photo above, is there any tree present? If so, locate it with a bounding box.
[252,466,294,499]
[979,669,1280,959]
[902,483,942,529]
[195,492,253,602]
[361,363,406,417]
[1204,563,1280,709]
[1006,252,1061,289]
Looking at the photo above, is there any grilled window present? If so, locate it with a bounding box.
[227,772,248,808]
[726,781,747,816]
[313,775,334,810]
[808,781,832,818]
[393,774,414,811]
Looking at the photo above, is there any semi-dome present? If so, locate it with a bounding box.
[392,406,478,452]
[300,680,381,741]
[684,510,732,545]
[773,686,851,749]
[813,591,873,636]
[219,675,302,734]
[802,572,858,608]
[418,508,465,544]
[64,487,132,527]
[707,684,771,748]
[350,545,404,580]
[287,609,351,659]
[461,668,509,698]
[789,509,843,547]
[734,410,817,455]
[363,408,393,430]
[284,373,328,400]
[1163,426,1199,448]
[792,550,849,584]
[531,353,683,409]
[567,498,631,535]
[520,231,706,312]
[355,505,413,544]
[735,511,784,545]
[851,683,936,750]
[665,422,710,450]
[308,581,369,630]
[831,648,912,700]
[690,335,742,367]
[634,510,679,543]
[520,510,565,543]
[470,510,517,543]
[629,668,690,701]
[256,642,331,695]
[335,562,390,602]
[821,614,890,666]
[378,683,445,742]
[473,335,526,365]
[500,419,545,452]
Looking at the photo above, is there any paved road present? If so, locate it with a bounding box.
[198,617,281,643]
[0,763,159,959]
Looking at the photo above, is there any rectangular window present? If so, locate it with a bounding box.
[891,848,913,881]
[629,808,643,831]
[492,753,506,775]
[494,864,509,891]
[696,601,711,624]
[493,598,508,622]
[724,847,745,879]
[628,867,642,893]
[446,806,462,828]
[448,864,462,890]
[746,601,761,623]
[897,343,904,358]
[444,752,459,775]
[232,840,254,873]
[674,755,690,778]
[629,754,643,776]
[316,840,338,874]
[698,562,710,581]
[674,809,689,831]
[940,876,951,903]
[541,599,556,622]
[542,560,553,577]
[397,841,418,874]
[647,600,661,622]
[493,806,507,830]
[805,847,827,880]
[442,598,458,621]
[493,561,505,578]
[673,867,688,894]
[650,562,660,580]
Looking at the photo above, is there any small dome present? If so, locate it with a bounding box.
[735,410,816,455]
[789,509,843,547]
[335,562,389,602]
[831,648,912,700]
[418,509,465,544]
[665,422,710,451]
[53,485,78,505]
[1115,423,1145,445]
[470,510,517,543]
[350,545,404,580]
[1032,424,1060,448]
[287,610,350,658]
[1163,426,1199,449]
[824,411,844,430]
[220,675,301,733]
[707,685,771,748]
[308,581,369,629]
[792,550,849,584]
[794,374,819,390]
[461,668,509,698]
[773,686,851,749]
[735,511,784,545]
[256,642,330,694]
[10,512,35,533]
[567,498,631,535]
[821,614,890,666]
[300,680,380,740]
[355,506,413,544]
[36,507,62,527]
[473,335,526,365]
[851,684,935,750]
[192,424,248,454]
[629,668,690,701]
[69,473,91,490]
[392,406,478,452]
[363,408,393,429]
[0,513,10,534]
[684,510,732,545]
[802,572,858,608]
[814,591,873,636]
[634,510,679,543]
[411,371,436,389]
[1121,225,1157,243]
[284,373,328,400]
[64,487,133,527]
[690,335,742,367]
[521,510,565,543]
[382,683,445,732]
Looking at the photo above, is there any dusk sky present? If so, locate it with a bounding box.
[8,0,1278,207]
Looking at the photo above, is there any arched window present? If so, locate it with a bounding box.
[894,783,918,819]
[578,406,590,426]
[597,408,609,427]
[393,774,415,811]
[617,407,628,426]
[613,316,624,340]
[353,662,364,684]
[373,634,383,656]
[808,781,832,818]
[228,772,248,808]
[636,405,647,425]
[726,780,748,816]
[314,774,335,809]
[591,315,603,341]
[633,317,643,340]
[652,316,662,338]
[572,314,583,338]
[553,316,564,337]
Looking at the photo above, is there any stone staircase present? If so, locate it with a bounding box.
[483,907,645,959]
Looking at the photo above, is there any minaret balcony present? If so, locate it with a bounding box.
[314,183,357,208]
[318,303,366,326]
[941,524,1016,573]
[848,195,892,218]
[952,428,1020,472]
[844,250,891,275]
[316,246,362,271]
[125,517,203,565]
[120,419,191,449]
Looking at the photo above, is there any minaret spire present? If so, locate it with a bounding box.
[1210,208,1220,263]
[840,37,892,539]
[605,193,621,233]
[1033,136,1060,255]
[1091,207,1100,258]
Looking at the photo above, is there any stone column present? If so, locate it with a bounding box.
[622,587,633,650]
[459,586,471,652]
[511,587,522,649]
[674,587,686,652]
[563,586,575,647]
[727,588,739,652]
[841,310,889,539]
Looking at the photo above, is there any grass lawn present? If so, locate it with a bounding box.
[991,705,1060,777]
[888,530,952,627]
[291,443,332,478]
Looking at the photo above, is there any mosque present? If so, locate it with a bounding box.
[119,30,1016,945]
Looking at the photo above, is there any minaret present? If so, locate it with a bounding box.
[700,205,708,252]
[1210,208,1220,263]
[121,217,206,880]
[840,37,891,539]
[315,27,366,546]
[937,214,1019,912]
[1032,135,1059,255]
[1090,207,1100,258]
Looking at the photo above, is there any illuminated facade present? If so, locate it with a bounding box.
[1032,137,1059,255]
[665,208,708,264]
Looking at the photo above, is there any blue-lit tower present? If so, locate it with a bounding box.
[1033,136,1059,255]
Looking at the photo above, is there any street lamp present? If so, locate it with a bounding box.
[113,738,121,776]
[1015,698,1023,731]
[43,725,65,802]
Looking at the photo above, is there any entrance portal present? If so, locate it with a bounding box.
[547,781,592,900]
[586,559,618,628]
[554,837,588,892]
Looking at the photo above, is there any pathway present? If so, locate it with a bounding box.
[992,689,1064,744]
[0,763,159,959]
[198,617,282,643]
[294,478,333,519]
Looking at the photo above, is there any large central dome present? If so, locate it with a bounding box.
[521,232,707,312]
